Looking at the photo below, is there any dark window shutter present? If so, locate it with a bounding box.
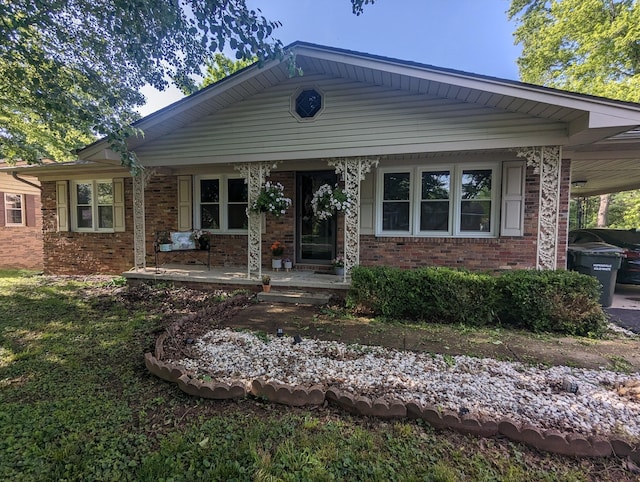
[0,192,5,227]
[25,195,36,226]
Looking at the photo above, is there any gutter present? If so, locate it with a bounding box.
[11,171,42,191]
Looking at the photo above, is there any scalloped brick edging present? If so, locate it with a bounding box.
[250,378,325,406]
[144,353,246,400]
[145,335,640,461]
[326,387,406,418]
[177,374,246,399]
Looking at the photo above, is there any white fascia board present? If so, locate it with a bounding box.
[79,56,286,159]
[588,111,640,128]
[0,161,130,181]
[80,148,122,162]
[293,45,640,127]
[135,60,281,131]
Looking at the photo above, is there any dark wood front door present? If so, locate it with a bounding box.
[296,171,337,264]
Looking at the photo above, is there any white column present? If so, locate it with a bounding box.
[235,162,277,279]
[516,146,562,270]
[132,168,154,270]
[328,157,379,281]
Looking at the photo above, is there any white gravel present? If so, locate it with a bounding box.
[170,328,640,440]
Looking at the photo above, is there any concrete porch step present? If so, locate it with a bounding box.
[257,290,332,305]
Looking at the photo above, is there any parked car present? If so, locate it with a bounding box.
[568,229,640,284]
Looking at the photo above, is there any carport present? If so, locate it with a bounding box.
[569,127,640,331]
[569,128,640,196]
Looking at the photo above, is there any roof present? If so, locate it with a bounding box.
[19,42,640,194]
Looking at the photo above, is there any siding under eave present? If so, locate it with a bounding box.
[135,74,568,166]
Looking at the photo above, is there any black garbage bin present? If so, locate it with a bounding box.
[567,242,625,307]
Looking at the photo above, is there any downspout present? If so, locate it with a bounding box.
[11,172,42,191]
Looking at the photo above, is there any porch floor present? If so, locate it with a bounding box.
[122,264,350,292]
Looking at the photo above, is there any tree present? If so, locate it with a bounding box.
[509,0,640,228]
[508,0,640,102]
[183,53,256,96]
[1,0,374,170]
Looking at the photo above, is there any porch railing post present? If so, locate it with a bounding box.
[516,146,562,270]
[328,157,379,282]
[133,168,154,270]
[236,162,277,279]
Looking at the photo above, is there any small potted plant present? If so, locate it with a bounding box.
[333,255,345,276]
[261,274,271,293]
[283,258,293,271]
[271,241,285,270]
[157,231,173,252]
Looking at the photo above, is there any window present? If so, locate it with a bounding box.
[4,193,24,226]
[196,176,248,232]
[420,171,450,232]
[295,89,322,118]
[382,172,411,232]
[377,164,499,237]
[460,169,492,233]
[71,180,114,231]
[290,87,324,121]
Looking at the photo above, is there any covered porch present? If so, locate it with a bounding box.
[122,263,350,297]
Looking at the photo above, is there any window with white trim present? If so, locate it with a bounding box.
[4,193,24,226]
[71,180,114,231]
[196,176,248,232]
[377,164,499,237]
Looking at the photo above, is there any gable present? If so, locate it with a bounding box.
[135,72,569,166]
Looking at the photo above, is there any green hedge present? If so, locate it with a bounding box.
[347,266,607,336]
[347,266,496,326]
[495,270,606,336]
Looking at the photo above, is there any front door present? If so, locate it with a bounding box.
[296,171,337,264]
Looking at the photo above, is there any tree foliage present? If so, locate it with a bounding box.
[509,0,640,102]
[510,1,640,226]
[1,0,373,170]
[570,190,640,229]
[183,53,256,96]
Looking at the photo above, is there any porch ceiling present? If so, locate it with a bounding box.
[568,129,640,197]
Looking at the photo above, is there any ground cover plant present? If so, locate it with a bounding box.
[0,270,636,481]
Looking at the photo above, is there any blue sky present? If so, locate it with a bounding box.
[139,0,521,116]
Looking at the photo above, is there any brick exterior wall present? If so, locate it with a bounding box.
[39,160,571,275]
[0,192,43,270]
[359,161,571,271]
[41,180,135,275]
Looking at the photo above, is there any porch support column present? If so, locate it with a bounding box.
[328,157,379,281]
[516,146,562,270]
[236,162,277,279]
[133,168,154,270]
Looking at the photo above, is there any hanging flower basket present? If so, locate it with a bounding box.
[311,184,354,220]
[249,181,292,218]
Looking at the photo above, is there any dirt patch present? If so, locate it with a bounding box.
[218,301,640,372]
[82,280,640,372]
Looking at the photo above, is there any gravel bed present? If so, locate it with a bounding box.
[170,328,640,440]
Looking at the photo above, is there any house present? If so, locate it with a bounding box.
[5,42,640,282]
[0,165,43,270]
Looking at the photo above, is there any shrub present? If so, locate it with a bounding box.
[347,266,607,336]
[347,266,496,326]
[495,270,606,336]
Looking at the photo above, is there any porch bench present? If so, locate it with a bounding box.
[154,231,211,271]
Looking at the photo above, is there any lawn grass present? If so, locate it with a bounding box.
[0,271,630,481]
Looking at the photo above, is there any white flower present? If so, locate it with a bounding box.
[311,184,354,219]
